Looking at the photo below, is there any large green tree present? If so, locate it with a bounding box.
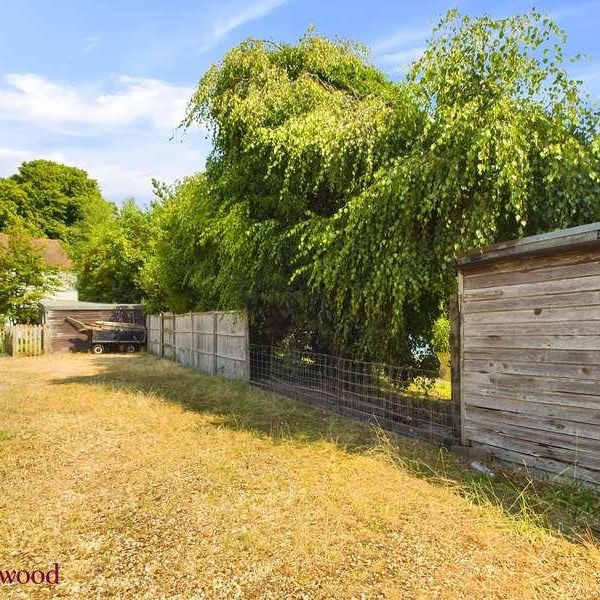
[0,160,114,242]
[299,10,600,359]
[74,199,153,303]
[0,227,60,324]
[145,10,600,364]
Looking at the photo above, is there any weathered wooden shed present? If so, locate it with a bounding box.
[455,222,600,485]
[40,301,144,352]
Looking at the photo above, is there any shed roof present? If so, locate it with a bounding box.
[40,300,143,311]
[456,222,600,268]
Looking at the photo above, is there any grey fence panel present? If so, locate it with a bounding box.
[146,310,249,381]
[215,312,249,379]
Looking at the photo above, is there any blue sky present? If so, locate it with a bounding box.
[0,0,599,205]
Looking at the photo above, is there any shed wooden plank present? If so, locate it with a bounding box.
[457,225,600,268]
[464,358,600,380]
[464,405,600,443]
[464,306,600,325]
[466,321,600,336]
[463,247,600,278]
[464,334,600,351]
[463,347,600,366]
[462,290,600,313]
[465,426,600,472]
[464,274,600,303]
[465,381,600,409]
[464,392,600,424]
[464,257,600,291]
[468,438,600,485]
[464,371,600,397]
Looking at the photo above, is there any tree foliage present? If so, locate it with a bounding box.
[146,10,600,363]
[0,160,114,243]
[0,227,60,324]
[74,200,152,303]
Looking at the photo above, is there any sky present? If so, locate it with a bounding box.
[0,0,599,206]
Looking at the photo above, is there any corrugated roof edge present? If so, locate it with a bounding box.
[456,222,600,268]
[39,300,143,310]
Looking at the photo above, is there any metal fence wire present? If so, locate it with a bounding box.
[249,344,455,446]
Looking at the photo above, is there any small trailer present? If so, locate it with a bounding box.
[66,317,146,354]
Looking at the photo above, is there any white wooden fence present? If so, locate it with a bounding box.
[1,325,50,357]
[146,311,249,380]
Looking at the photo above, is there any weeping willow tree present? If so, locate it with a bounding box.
[143,10,600,364]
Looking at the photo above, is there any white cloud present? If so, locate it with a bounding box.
[0,73,191,136]
[376,47,425,74]
[0,1,288,204]
[0,147,33,161]
[370,27,428,54]
[209,0,285,46]
[0,73,211,204]
[153,0,286,57]
[370,24,429,76]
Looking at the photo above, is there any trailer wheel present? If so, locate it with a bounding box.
[125,344,136,353]
[92,344,105,354]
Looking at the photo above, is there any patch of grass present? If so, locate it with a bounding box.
[406,376,452,400]
[0,429,13,441]
[0,354,598,598]
[368,425,600,540]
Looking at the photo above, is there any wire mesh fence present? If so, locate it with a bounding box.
[249,344,456,446]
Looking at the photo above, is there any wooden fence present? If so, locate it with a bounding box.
[146,311,249,380]
[1,325,50,357]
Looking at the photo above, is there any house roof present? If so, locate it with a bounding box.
[39,300,143,311]
[0,233,73,270]
[456,222,600,268]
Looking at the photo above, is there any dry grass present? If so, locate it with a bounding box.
[0,353,599,599]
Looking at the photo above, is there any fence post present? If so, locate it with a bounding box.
[449,293,463,446]
[244,312,250,381]
[336,356,342,414]
[212,311,217,375]
[172,312,177,362]
[189,311,194,368]
[44,324,51,354]
[159,312,164,358]
[11,326,19,357]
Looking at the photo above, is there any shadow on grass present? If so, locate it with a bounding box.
[51,354,600,545]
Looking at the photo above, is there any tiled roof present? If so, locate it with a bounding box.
[0,233,73,269]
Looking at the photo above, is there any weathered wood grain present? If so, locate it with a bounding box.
[464,357,600,380]
[462,290,600,313]
[464,247,600,278]
[459,242,600,485]
[463,255,600,290]
[457,224,600,268]
[464,306,600,325]
[463,371,600,397]
[466,321,600,336]
[465,424,600,471]
[464,274,600,303]
[473,443,600,485]
[464,381,600,409]
[464,347,600,366]
[464,392,600,424]
[464,405,600,442]
[464,334,600,351]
